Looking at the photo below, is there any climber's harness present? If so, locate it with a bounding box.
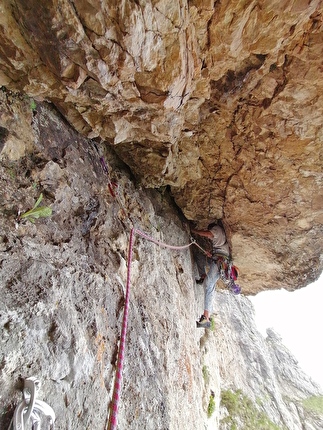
[213,253,241,295]
[9,377,55,430]
[190,234,241,295]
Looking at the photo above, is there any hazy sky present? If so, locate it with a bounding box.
[249,275,323,389]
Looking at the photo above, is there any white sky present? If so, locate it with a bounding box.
[249,275,323,389]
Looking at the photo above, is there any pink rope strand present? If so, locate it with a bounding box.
[107,227,208,429]
[107,228,135,430]
[134,228,195,250]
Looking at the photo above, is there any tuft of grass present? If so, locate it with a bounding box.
[210,317,216,331]
[207,394,216,418]
[302,396,323,414]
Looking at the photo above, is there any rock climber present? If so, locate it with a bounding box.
[191,223,240,328]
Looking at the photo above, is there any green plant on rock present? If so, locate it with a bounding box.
[302,396,323,414]
[221,389,241,416]
[210,316,216,331]
[207,393,216,418]
[30,99,37,111]
[18,193,52,224]
[220,389,285,430]
[202,365,210,384]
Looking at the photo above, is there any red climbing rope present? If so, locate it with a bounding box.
[95,144,211,428]
[108,228,135,430]
[107,227,209,429]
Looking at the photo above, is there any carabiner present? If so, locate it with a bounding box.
[11,377,55,430]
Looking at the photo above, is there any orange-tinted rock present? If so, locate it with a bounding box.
[1,0,323,293]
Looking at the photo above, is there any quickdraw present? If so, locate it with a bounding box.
[215,254,241,295]
[99,156,118,197]
[91,141,118,198]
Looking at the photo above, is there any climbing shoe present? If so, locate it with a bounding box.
[196,315,211,329]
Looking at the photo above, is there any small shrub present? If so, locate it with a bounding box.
[220,389,284,430]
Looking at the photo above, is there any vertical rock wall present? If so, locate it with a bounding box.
[213,292,323,430]
[0,92,213,429]
[1,89,322,430]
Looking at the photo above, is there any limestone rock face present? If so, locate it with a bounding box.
[213,292,323,430]
[1,81,322,430]
[1,2,323,290]
[0,95,208,429]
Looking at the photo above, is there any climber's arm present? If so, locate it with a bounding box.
[191,229,214,239]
